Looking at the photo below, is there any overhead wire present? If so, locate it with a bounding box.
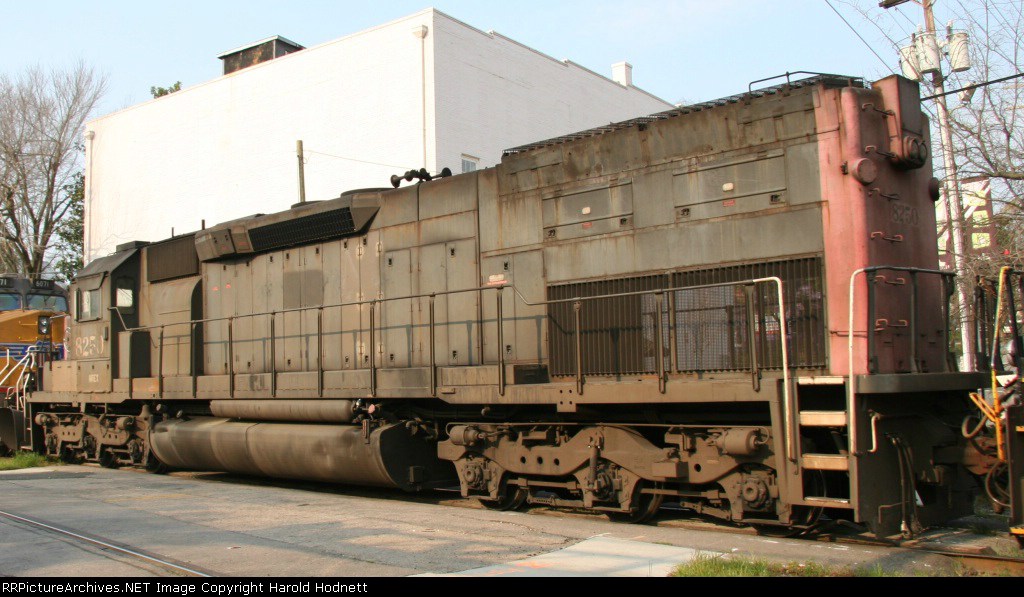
[881,3,915,41]
[921,72,1024,100]
[894,5,919,30]
[303,149,417,172]
[824,0,898,74]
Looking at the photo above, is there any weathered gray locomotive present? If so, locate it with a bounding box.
[20,73,998,536]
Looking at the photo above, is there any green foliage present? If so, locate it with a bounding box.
[150,81,182,98]
[670,553,900,577]
[53,171,84,284]
[0,451,59,471]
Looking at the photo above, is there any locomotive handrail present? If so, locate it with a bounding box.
[509,278,793,459]
[747,71,860,93]
[2,346,47,411]
[107,277,791,436]
[0,347,38,388]
[111,283,508,332]
[112,284,513,399]
[0,348,11,384]
[847,266,956,457]
[988,267,1023,374]
[984,267,1024,463]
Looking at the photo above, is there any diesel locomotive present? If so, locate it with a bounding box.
[0,275,66,455]
[15,73,1006,537]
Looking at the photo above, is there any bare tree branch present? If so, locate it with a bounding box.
[0,62,105,275]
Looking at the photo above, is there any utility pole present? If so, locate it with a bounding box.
[923,1,975,372]
[882,0,975,370]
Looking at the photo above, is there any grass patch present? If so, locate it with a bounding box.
[0,451,59,471]
[671,553,899,577]
[992,544,1024,559]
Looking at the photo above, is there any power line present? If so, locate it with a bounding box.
[880,3,915,40]
[921,71,1024,100]
[824,0,897,74]
[894,5,918,30]
[304,149,416,172]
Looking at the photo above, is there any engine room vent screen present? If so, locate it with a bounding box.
[248,208,356,253]
[146,234,199,283]
[546,257,826,376]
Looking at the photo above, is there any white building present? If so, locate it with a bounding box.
[83,8,672,261]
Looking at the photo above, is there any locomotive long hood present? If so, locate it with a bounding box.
[195,190,382,262]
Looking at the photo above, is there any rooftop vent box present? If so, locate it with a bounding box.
[218,36,305,75]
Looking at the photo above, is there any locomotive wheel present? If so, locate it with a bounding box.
[754,471,824,536]
[606,481,664,524]
[98,449,118,469]
[751,505,822,538]
[753,522,804,538]
[144,453,168,475]
[59,447,83,465]
[480,486,528,511]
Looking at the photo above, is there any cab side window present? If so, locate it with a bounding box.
[115,277,135,314]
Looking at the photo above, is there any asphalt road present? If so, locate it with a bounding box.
[0,465,958,577]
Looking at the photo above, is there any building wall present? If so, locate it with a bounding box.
[430,12,672,174]
[84,9,672,262]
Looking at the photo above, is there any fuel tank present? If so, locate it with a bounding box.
[149,417,455,491]
[0,407,24,454]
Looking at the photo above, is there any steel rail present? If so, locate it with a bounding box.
[0,509,213,577]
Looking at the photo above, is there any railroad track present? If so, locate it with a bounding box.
[178,469,1024,574]
[11,467,1021,577]
[656,513,1024,575]
[917,550,1024,576]
[455,493,1024,575]
[0,509,214,577]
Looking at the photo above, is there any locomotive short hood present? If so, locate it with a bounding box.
[194,190,382,262]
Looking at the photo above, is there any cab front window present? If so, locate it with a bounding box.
[27,294,68,312]
[0,293,20,311]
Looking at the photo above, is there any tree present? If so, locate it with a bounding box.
[52,170,84,284]
[150,81,182,98]
[944,1,1024,271]
[0,63,106,276]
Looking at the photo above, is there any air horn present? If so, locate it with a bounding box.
[390,167,453,188]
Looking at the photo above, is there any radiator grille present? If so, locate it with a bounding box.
[547,257,826,376]
[548,275,665,376]
[248,208,356,252]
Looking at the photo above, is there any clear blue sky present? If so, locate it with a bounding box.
[1,1,938,117]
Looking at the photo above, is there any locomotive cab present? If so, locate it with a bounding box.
[49,243,144,394]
